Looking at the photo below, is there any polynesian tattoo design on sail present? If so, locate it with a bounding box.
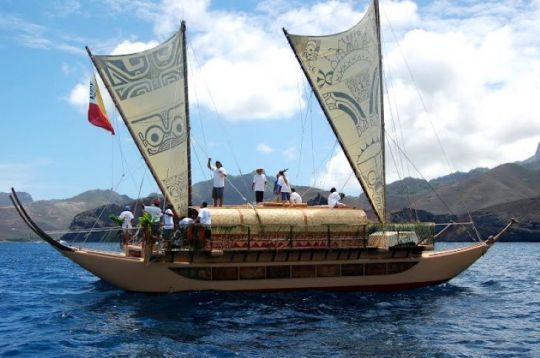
[96,34,183,101]
[133,103,187,156]
[289,3,385,220]
[162,173,188,210]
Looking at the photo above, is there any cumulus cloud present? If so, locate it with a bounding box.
[66,39,158,113]
[380,0,540,180]
[313,151,357,193]
[111,40,158,55]
[256,143,274,153]
[281,146,298,160]
[67,81,88,113]
[64,0,540,189]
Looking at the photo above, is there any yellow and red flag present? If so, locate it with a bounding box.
[88,74,114,135]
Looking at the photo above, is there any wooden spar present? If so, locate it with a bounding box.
[282,8,385,224]
[374,0,386,223]
[485,218,518,246]
[84,30,183,216]
[181,21,192,210]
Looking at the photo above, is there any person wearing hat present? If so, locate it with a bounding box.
[162,204,175,246]
[252,168,267,204]
[118,205,134,245]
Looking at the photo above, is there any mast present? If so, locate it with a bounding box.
[374,0,386,223]
[85,46,173,211]
[181,21,192,208]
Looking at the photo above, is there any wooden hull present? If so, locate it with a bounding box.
[60,243,488,292]
[11,188,513,294]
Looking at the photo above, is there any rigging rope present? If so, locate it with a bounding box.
[187,42,251,193]
[381,10,480,240]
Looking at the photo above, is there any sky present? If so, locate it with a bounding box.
[1,0,539,201]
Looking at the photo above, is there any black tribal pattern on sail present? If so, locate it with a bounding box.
[97,33,183,101]
[133,103,187,156]
[287,1,385,222]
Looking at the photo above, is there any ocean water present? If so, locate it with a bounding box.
[0,242,538,357]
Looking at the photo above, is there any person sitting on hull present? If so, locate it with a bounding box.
[290,188,302,204]
[328,188,347,208]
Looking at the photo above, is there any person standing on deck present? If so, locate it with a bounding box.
[252,168,267,204]
[273,171,282,202]
[144,198,163,237]
[118,205,134,245]
[277,170,291,203]
[290,188,302,204]
[162,204,175,245]
[208,158,227,207]
[195,202,212,239]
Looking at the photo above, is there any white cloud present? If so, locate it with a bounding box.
[66,39,158,113]
[67,0,540,186]
[67,81,88,113]
[256,143,274,153]
[111,40,158,55]
[281,146,298,160]
[313,151,358,194]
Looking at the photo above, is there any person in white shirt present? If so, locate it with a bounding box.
[195,202,212,239]
[119,205,134,231]
[252,168,267,204]
[277,170,291,202]
[328,188,347,208]
[163,205,175,242]
[118,205,134,245]
[144,199,163,236]
[208,158,227,207]
[290,188,302,204]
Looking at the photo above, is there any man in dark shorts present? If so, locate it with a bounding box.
[207,158,227,206]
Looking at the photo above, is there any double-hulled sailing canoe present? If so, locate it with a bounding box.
[11,0,515,293]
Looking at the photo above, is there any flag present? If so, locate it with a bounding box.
[88,74,115,135]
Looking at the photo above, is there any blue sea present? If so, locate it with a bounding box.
[0,242,538,357]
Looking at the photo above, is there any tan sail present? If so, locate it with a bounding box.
[90,24,190,216]
[284,0,385,222]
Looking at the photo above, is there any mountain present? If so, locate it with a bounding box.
[191,173,329,206]
[411,163,540,214]
[468,196,540,241]
[67,189,132,207]
[391,195,539,242]
[0,191,32,207]
[0,190,132,241]
[519,142,540,170]
[4,143,540,242]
